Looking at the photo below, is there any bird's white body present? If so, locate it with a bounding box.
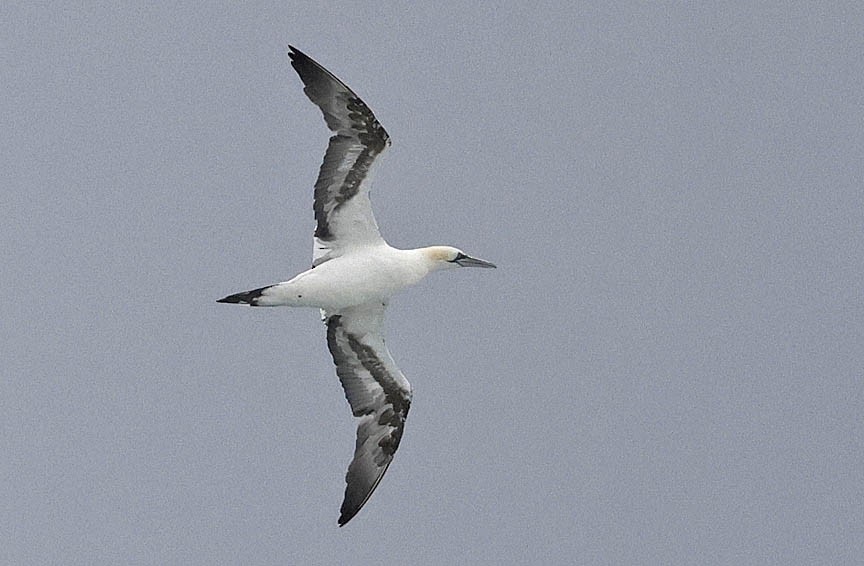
[255,245,443,309]
[218,46,494,526]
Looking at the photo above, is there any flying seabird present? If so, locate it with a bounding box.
[218,46,496,526]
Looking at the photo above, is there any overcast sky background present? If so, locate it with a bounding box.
[3,2,863,565]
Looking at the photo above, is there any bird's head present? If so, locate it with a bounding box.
[422,246,497,271]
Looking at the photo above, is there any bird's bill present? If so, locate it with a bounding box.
[456,256,497,269]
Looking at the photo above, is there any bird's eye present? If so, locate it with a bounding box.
[449,252,468,263]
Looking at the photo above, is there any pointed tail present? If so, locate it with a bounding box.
[216,285,271,306]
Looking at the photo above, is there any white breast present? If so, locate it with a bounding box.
[258,245,431,310]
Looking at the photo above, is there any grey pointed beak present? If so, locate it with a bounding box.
[456,255,497,269]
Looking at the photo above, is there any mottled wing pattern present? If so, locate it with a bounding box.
[288,46,391,267]
[325,303,412,526]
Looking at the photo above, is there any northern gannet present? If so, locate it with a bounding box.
[218,46,496,526]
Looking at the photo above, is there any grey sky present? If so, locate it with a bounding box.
[3,2,863,564]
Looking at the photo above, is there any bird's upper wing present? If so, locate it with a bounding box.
[288,46,391,268]
[324,302,412,526]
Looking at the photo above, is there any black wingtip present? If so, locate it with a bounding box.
[216,285,270,305]
[287,44,308,64]
[337,506,359,527]
[337,488,363,527]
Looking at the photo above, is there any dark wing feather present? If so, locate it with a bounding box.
[325,303,412,526]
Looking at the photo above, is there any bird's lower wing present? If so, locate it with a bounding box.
[324,303,412,526]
